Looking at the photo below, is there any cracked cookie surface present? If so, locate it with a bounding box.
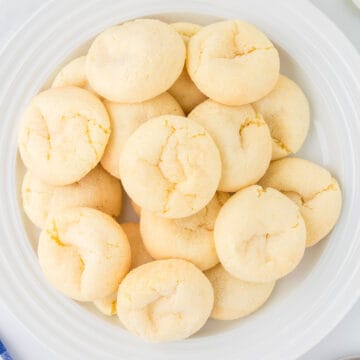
[22,165,122,229]
[189,99,272,191]
[253,75,310,160]
[38,207,131,301]
[214,185,306,282]
[86,19,185,103]
[18,86,110,185]
[259,157,342,246]
[140,192,229,270]
[117,259,213,342]
[187,20,280,105]
[119,115,221,219]
[101,92,184,179]
[205,264,275,320]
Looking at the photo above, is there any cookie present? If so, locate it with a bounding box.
[18,86,110,185]
[94,222,152,316]
[22,166,122,229]
[140,192,229,270]
[117,259,214,342]
[94,291,118,316]
[187,20,279,105]
[101,92,184,179]
[253,75,310,160]
[51,56,94,93]
[258,157,342,246]
[131,200,141,217]
[205,264,275,320]
[168,23,207,114]
[214,185,306,282]
[86,19,185,103]
[38,207,131,301]
[119,115,221,218]
[189,99,272,191]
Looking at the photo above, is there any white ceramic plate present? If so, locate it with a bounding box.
[1,0,360,359]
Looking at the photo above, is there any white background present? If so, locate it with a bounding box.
[0,0,359,359]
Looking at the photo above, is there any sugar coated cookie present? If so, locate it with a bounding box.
[187,20,279,106]
[215,185,306,282]
[38,207,131,301]
[259,157,342,246]
[86,19,185,103]
[189,99,272,191]
[22,165,122,229]
[253,75,310,160]
[119,115,221,218]
[51,56,94,93]
[205,264,275,320]
[117,259,214,342]
[140,192,229,270]
[94,222,152,315]
[18,86,110,185]
[169,23,207,114]
[101,92,184,179]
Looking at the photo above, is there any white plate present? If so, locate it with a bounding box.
[1,0,360,359]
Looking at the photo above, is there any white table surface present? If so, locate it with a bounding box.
[0,0,359,359]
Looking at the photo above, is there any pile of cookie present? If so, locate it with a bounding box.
[18,19,342,342]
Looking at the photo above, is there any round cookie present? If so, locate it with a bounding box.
[131,200,141,217]
[258,157,342,247]
[94,223,152,316]
[86,19,185,103]
[117,259,214,342]
[119,115,221,218]
[38,207,131,301]
[168,22,207,114]
[22,166,122,229]
[253,75,310,160]
[140,192,229,270]
[214,185,306,283]
[51,56,94,92]
[18,86,110,185]
[205,264,275,320]
[187,20,280,106]
[101,92,184,179]
[189,99,272,192]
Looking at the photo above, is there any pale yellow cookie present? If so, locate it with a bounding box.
[119,115,221,218]
[21,166,121,229]
[86,19,185,102]
[131,200,141,217]
[94,222,152,315]
[18,87,110,185]
[51,56,94,93]
[253,75,310,160]
[140,192,229,270]
[94,291,117,316]
[117,259,214,342]
[205,264,275,320]
[123,222,153,268]
[187,20,280,106]
[214,185,306,282]
[101,92,184,179]
[189,99,272,192]
[168,23,207,114]
[259,158,342,247]
[38,207,131,301]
